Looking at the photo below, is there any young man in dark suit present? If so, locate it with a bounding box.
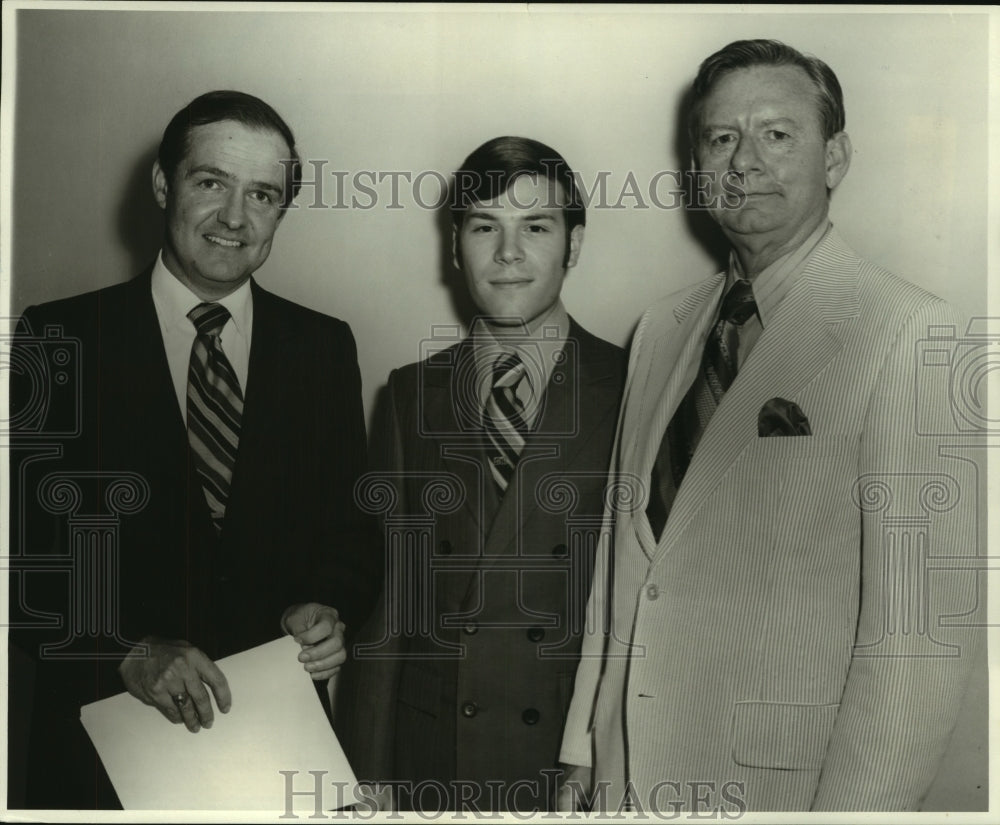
[341,137,626,812]
[8,91,377,809]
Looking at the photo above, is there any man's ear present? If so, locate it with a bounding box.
[565,224,585,269]
[825,131,852,190]
[152,160,169,210]
[452,224,461,271]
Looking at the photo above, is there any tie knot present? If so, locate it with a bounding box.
[188,302,231,338]
[719,279,757,326]
[492,352,525,388]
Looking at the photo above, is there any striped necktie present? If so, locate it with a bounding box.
[483,352,529,492]
[187,302,244,532]
[646,278,758,539]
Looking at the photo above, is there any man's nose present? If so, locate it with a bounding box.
[730,135,763,174]
[218,191,247,229]
[494,229,525,264]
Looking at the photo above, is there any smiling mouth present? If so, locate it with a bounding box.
[204,234,245,248]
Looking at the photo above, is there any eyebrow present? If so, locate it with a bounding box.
[187,165,284,195]
[701,116,800,132]
[760,117,799,128]
[465,210,558,222]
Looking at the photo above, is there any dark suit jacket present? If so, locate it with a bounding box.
[339,318,625,811]
[8,270,377,809]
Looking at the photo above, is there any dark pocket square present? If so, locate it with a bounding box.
[758,397,812,437]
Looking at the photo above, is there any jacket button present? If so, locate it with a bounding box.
[551,543,569,558]
[527,627,545,642]
[464,622,478,635]
[521,708,540,725]
[646,584,659,600]
[438,539,453,555]
[461,702,478,718]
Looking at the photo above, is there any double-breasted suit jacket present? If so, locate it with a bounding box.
[9,270,377,808]
[342,318,625,809]
[561,230,983,812]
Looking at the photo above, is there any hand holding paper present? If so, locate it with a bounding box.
[282,602,347,680]
[85,636,359,810]
[119,638,231,732]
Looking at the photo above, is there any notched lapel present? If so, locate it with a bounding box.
[461,323,625,603]
[420,338,489,530]
[116,272,189,456]
[625,277,724,486]
[655,259,855,557]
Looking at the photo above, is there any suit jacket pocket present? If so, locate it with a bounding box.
[397,664,441,718]
[731,700,839,770]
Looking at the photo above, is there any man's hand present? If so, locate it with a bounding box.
[556,763,593,812]
[282,603,347,680]
[119,638,231,733]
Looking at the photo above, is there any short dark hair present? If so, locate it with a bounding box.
[157,90,301,208]
[450,136,586,230]
[689,39,846,144]
[450,136,585,268]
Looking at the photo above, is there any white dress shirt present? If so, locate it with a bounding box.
[150,252,253,424]
[727,219,832,369]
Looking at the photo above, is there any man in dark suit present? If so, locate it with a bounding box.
[8,91,376,809]
[340,137,626,812]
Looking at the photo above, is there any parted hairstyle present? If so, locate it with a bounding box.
[157,90,302,209]
[689,39,846,144]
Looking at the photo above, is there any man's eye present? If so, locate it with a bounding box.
[709,133,736,147]
[198,179,222,191]
[250,191,274,204]
[469,224,494,233]
[768,130,790,141]
[526,224,549,233]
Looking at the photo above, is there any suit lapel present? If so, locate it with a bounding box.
[627,277,723,558]
[224,281,296,527]
[477,320,622,562]
[421,338,489,528]
[107,269,214,534]
[653,233,861,558]
[110,270,190,468]
[122,269,188,443]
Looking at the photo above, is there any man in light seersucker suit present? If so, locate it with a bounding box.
[558,39,984,813]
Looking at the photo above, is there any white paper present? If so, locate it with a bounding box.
[80,636,358,812]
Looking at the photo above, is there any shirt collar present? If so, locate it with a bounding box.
[469,299,570,350]
[151,251,253,335]
[727,220,831,328]
[470,299,570,402]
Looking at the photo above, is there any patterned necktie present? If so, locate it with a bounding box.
[483,352,529,492]
[646,279,758,539]
[187,302,244,532]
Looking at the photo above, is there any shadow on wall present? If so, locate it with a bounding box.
[117,145,164,276]
[436,200,478,331]
[673,82,729,274]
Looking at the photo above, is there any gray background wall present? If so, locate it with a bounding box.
[2,6,991,813]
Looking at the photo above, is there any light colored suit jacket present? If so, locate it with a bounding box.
[560,229,983,812]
